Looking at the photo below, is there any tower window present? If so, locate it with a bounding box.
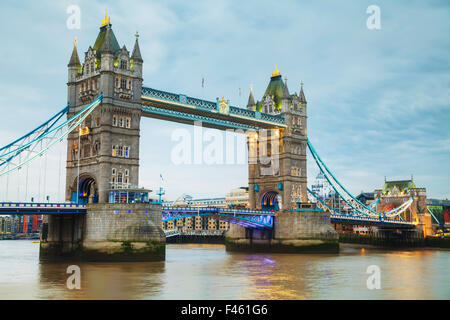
[118,146,123,157]
[124,146,130,158]
[95,116,100,127]
[125,169,129,177]
[112,145,117,157]
[112,115,118,127]
[126,117,131,128]
[115,77,120,88]
[120,79,127,89]
[120,60,127,70]
[119,116,124,127]
[112,168,116,176]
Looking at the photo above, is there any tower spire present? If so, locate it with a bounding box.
[247,84,256,110]
[131,31,143,62]
[283,76,290,98]
[68,37,81,67]
[299,81,306,103]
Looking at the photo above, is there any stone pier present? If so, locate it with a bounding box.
[40,203,165,261]
[225,210,339,253]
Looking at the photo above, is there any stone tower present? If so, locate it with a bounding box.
[66,14,143,204]
[247,66,308,211]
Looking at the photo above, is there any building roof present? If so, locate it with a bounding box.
[263,68,286,111]
[382,179,416,195]
[356,192,375,200]
[93,24,121,58]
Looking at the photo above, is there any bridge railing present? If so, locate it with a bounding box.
[0,202,85,209]
[141,86,286,127]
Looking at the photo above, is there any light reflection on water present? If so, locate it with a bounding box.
[0,240,448,300]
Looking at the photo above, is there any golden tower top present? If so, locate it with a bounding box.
[101,9,110,27]
[272,64,281,77]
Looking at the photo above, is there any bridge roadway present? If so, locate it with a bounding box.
[0,202,415,229]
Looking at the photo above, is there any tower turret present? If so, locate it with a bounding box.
[67,38,80,106]
[246,85,256,111]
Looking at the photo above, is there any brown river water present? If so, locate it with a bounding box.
[0,240,448,299]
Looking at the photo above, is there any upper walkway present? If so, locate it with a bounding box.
[141,87,287,131]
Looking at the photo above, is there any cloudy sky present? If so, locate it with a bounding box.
[0,0,449,202]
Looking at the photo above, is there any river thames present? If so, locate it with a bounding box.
[0,240,448,300]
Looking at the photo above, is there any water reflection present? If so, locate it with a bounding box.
[0,241,448,300]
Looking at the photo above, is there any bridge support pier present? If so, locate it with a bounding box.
[40,214,85,260]
[225,210,339,253]
[40,203,165,261]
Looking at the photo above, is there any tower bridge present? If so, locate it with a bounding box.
[0,12,432,261]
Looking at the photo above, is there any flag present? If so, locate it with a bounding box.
[202,78,205,88]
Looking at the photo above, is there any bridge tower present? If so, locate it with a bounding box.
[225,67,338,253]
[66,14,143,204]
[40,13,165,262]
[247,66,307,211]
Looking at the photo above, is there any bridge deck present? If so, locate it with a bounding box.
[0,202,87,215]
[0,202,415,229]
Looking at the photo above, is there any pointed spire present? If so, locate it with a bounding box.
[247,84,256,110]
[282,77,290,99]
[101,26,114,54]
[131,31,143,62]
[68,37,81,67]
[299,81,306,103]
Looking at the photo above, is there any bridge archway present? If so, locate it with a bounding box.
[72,175,98,205]
[261,191,280,211]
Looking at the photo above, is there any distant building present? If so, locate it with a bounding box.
[225,187,249,208]
[374,177,432,236]
[0,215,42,235]
[356,192,375,205]
[310,172,333,200]
[162,187,250,232]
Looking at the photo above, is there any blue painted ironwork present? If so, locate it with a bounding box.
[0,95,103,176]
[141,86,286,129]
[161,206,274,228]
[330,214,414,229]
[141,104,259,131]
[0,202,87,215]
[307,139,380,216]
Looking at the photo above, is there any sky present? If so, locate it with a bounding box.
[0,0,449,202]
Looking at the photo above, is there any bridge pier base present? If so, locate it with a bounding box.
[225,210,339,253]
[40,214,85,260]
[40,203,165,261]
